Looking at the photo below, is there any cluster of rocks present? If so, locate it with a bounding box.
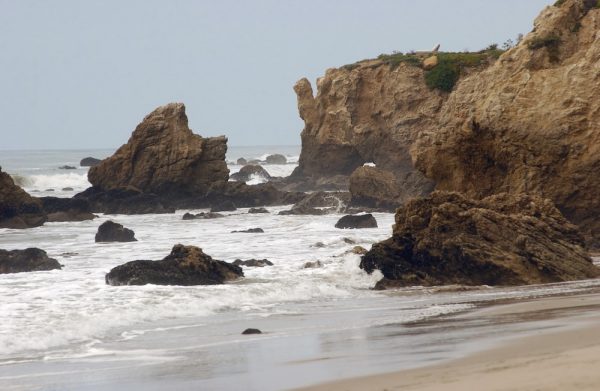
[236,154,287,166]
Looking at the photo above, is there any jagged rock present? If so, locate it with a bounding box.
[59,165,76,170]
[232,259,273,267]
[95,221,137,242]
[105,244,243,286]
[80,157,102,167]
[335,214,378,229]
[237,157,248,165]
[242,328,262,335]
[265,154,287,164]
[211,200,237,212]
[88,103,229,196]
[0,168,47,229]
[40,197,96,222]
[361,191,600,288]
[349,166,404,211]
[303,260,323,269]
[230,165,272,182]
[0,248,61,274]
[231,228,264,233]
[182,212,224,220]
[74,187,174,215]
[410,1,600,248]
[248,207,269,214]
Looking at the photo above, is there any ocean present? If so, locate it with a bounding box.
[2,147,600,390]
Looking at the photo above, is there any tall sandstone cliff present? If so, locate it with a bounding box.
[293,0,600,246]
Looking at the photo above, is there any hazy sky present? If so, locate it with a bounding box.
[1,0,553,150]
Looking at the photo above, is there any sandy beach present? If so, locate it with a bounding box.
[298,294,600,391]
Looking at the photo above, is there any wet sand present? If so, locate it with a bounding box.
[298,294,600,391]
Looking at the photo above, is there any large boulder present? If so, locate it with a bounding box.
[95,221,137,243]
[105,244,243,286]
[361,191,600,288]
[335,214,378,229]
[265,154,287,164]
[88,103,229,196]
[0,168,47,229]
[0,248,61,274]
[40,197,96,222]
[230,165,272,182]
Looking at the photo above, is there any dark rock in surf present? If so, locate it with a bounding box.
[248,207,269,214]
[74,187,174,215]
[80,157,102,167]
[232,259,273,267]
[0,167,47,229]
[0,248,61,274]
[230,165,272,183]
[40,197,96,222]
[62,187,74,191]
[265,154,287,164]
[105,244,243,286]
[59,165,76,170]
[95,221,137,242]
[335,214,378,229]
[303,260,323,269]
[236,157,248,165]
[182,212,224,220]
[210,200,237,212]
[231,228,264,233]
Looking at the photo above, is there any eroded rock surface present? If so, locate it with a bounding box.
[105,244,243,286]
[361,191,600,288]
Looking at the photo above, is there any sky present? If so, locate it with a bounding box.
[0,0,553,150]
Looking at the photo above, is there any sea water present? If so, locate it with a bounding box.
[2,148,600,390]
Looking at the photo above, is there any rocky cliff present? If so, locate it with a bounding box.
[292,0,600,245]
[88,103,229,195]
[415,0,600,247]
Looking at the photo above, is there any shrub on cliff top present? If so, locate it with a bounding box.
[424,58,460,92]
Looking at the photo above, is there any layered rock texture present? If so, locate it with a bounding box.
[292,0,600,245]
[361,192,599,288]
[105,244,243,286]
[414,0,600,247]
[0,248,61,274]
[88,103,229,196]
[0,168,47,229]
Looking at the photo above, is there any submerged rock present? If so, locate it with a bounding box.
[231,228,264,233]
[248,207,269,214]
[105,244,243,286]
[361,191,600,288]
[95,221,137,243]
[242,328,262,335]
[303,260,323,269]
[59,165,76,170]
[182,212,224,220]
[0,167,47,229]
[230,165,272,182]
[236,157,248,165]
[232,259,273,267]
[335,214,378,229]
[0,248,61,274]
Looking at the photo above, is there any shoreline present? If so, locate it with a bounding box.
[296,293,600,391]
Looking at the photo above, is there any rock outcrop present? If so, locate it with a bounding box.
[361,192,600,288]
[182,212,224,220]
[80,157,102,167]
[230,165,272,182]
[105,244,243,286]
[0,248,61,274]
[95,221,137,242]
[335,214,378,229]
[74,187,174,214]
[265,154,287,164]
[40,197,96,222]
[88,103,229,196]
[0,168,47,229]
[232,259,273,267]
[289,59,441,193]
[414,0,600,248]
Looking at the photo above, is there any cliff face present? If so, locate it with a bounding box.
[415,0,600,246]
[291,60,443,193]
[88,103,229,195]
[293,0,600,245]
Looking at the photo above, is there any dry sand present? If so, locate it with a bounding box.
[297,294,600,391]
